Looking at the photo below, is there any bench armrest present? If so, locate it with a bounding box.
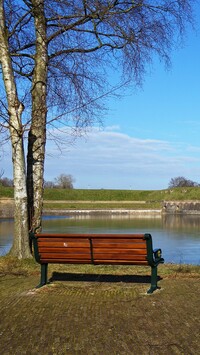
[29,231,41,263]
[153,248,164,264]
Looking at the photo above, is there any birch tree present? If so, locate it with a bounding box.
[0,0,31,257]
[0,0,194,258]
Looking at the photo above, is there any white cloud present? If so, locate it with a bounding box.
[1,125,200,189]
[104,125,121,131]
[44,126,200,189]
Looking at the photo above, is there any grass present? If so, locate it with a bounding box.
[1,186,200,212]
[1,255,200,278]
[0,256,200,354]
[43,188,153,201]
[0,186,14,198]
[43,187,200,201]
[1,185,200,201]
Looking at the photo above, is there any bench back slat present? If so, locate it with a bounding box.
[40,258,148,264]
[92,241,146,248]
[32,233,152,265]
[40,258,92,264]
[40,252,91,260]
[93,253,147,261]
[94,260,148,265]
[36,233,145,239]
[38,241,90,248]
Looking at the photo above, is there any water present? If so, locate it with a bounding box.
[0,218,14,256]
[1,214,200,265]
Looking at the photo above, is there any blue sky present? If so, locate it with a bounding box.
[45,10,200,190]
[1,4,200,190]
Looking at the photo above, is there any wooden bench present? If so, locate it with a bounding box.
[30,232,164,294]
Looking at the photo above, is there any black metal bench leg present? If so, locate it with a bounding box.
[147,265,159,294]
[36,264,48,288]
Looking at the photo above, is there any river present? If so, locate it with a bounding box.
[0,214,200,265]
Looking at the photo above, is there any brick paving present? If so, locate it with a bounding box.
[0,271,200,354]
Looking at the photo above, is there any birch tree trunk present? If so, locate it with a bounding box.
[27,0,48,231]
[0,1,31,258]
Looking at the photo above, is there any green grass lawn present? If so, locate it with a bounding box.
[1,185,200,202]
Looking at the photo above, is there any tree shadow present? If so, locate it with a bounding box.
[49,272,162,284]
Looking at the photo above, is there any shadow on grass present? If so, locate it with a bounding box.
[49,272,162,284]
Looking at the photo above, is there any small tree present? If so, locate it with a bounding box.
[0,176,13,187]
[54,174,75,189]
[43,180,55,189]
[168,176,199,188]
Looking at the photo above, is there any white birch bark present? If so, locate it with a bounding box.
[0,0,31,258]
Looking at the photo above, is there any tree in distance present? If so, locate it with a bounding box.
[168,176,200,188]
[44,174,75,189]
[54,174,75,189]
[0,176,13,187]
[0,170,13,187]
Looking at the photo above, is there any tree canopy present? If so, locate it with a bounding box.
[54,174,75,189]
[168,176,199,188]
[1,0,194,128]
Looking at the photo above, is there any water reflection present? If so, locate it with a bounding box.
[0,214,200,265]
[162,214,200,232]
[0,218,14,256]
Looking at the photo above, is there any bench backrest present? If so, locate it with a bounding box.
[31,233,154,266]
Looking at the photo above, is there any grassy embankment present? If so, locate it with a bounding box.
[1,185,200,210]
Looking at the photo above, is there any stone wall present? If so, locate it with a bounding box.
[2,198,200,218]
[162,201,200,214]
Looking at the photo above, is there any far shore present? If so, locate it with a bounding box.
[2,194,200,218]
[43,208,162,216]
[0,208,162,219]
